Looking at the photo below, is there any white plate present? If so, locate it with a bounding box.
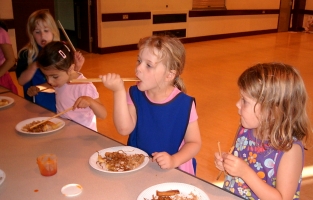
[61,183,83,197]
[0,169,5,185]
[89,146,149,173]
[15,117,65,134]
[0,96,14,108]
[137,182,210,200]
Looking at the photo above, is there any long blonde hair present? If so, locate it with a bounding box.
[18,9,60,65]
[238,63,312,150]
[138,35,186,92]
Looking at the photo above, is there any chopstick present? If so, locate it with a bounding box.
[57,20,76,52]
[216,145,235,180]
[70,78,140,83]
[29,106,73,130]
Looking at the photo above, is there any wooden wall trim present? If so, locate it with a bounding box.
[304,10,313,15]
[189,9,279,17]
[98,29,277,54]
[102,12,151,22]
[0,19,15,29]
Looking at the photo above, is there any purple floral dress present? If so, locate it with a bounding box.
[223,127,303,200]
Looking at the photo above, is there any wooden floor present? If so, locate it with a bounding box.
[11,32,313,199]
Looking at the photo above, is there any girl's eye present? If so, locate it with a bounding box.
[147,64,152,68]
[136,59,141,65]
[53,76,58,79]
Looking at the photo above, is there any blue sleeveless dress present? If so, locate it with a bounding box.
[127,86,194,156]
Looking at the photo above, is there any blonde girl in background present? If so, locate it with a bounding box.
[15,9,84,112]
[101,35,201,175]
[215,63,312,199]
[29,41,106,131]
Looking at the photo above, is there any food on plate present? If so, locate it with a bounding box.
[0,99,10,106]
[22,120,61,132]
[96,150,146,171]
[156,190,180,197]
[146,190,199,200]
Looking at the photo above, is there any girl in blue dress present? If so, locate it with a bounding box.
[15,9,84,112]
[100,35,201,175]
[215,63,312,199]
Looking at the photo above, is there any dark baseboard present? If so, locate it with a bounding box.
[97,29,278,54]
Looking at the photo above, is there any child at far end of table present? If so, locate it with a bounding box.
[30,41,107,131]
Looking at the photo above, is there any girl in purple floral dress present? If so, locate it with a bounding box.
[215,63,312,200]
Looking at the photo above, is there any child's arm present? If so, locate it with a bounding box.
[100,73,136,135]
[27,83,52,97]
[152,120,201,169]
[74,51,84,71]
[223,144,303,200]
[73,97,107,119]
[0,43,16,77]
[17,62,38,85]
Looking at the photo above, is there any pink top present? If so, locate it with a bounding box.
[55,73,99,131]
[127,87,198,175]
[0,27,11,66]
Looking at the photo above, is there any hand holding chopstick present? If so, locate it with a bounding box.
[216,144,235,180]
[70,78,139,83]
[29,106,73,130]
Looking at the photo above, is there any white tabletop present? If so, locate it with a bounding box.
[0,92,242,200]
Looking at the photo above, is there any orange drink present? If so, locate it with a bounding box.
[37,154,57,176]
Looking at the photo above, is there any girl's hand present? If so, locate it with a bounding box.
[74,51,85,71]
[214,152,225,171]
[152,152,174,169]
[222,153,248,177]
[27,86,40,97]
[100,73,124,92]
[73,96,92,109]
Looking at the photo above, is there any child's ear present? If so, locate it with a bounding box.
[67,64,75,73]
[167,70,176,80]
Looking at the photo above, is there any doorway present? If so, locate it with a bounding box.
[12,0,97,53]
[277,0,293,32]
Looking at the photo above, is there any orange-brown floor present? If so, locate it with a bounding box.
[11,32,313,199]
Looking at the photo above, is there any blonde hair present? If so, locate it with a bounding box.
[138,35,186,92]
[238,63,312,150]
[18,9,60,65]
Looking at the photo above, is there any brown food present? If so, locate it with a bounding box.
[156,190,180,197]
[0,99,9,106]
[97,150,145,172]
[22,120,60,132]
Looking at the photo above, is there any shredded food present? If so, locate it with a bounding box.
[22,120,60,132]
[0,99,9,106]
[96,150,145,172]
[144,190,200,200]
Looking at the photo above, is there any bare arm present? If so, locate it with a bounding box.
[223,144,303,200]
[101,73,136,135]
[152,120,202,169]
[172,120,202,167]
[74,51,85,71]
[0,43,16,77]
[17,61,38,85]
[73,97,107,119]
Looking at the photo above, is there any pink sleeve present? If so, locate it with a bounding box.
[0,28,11,44]
[189,101,198,123]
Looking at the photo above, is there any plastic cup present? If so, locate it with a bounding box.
[37,154,57,176]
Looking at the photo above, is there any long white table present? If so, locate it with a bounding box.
[0,90,242,199]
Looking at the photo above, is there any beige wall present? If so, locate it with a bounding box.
[98,0,280,48]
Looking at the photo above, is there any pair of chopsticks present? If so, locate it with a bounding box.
[216,142,234,180]
[29,106,73,130]
[70,78,139,83]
